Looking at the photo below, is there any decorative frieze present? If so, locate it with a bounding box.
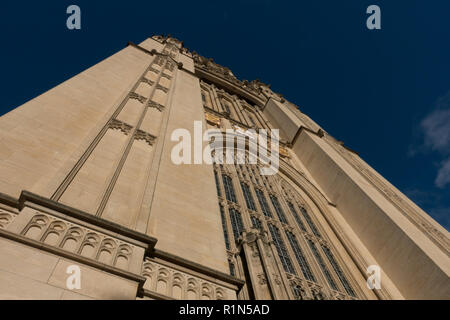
[129,92,147,104]
[147,100,165,112]
[0,209,16,229]
[142,259,230,300]
[21,211,135,271]
[141,78,155,86]
[156,84,169,93]
[109,119,133,135]
[134,130,156,146]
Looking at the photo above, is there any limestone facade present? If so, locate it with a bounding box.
[0,35,448,300]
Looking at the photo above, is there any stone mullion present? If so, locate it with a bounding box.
[231,96,246,125]
[218,166,239,250]
[269,181,316,285]
[304,235,341,298]
[237,102,253,128]
[95,58,170,217]
[328,247,362,299]
[206,85,219,112]
[286,189,337,295]
[266,231,295,299]
[211,85,225,114]
[50,57,157,201]
[228,164,252,233]
[316,240,351,298]
[246,169,269,228]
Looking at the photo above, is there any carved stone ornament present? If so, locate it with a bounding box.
[147,100,165,112]
[134,130,156,146]
[109,119,133,135]
[141,78,155,86]
[129,92,147,104]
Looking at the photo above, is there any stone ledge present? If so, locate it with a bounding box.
[151,249,245,290]
[0,228,147,296]
[16,191,158,250]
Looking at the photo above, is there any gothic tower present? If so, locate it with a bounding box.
[0,36,448,300]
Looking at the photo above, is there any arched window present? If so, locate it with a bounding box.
[229,208,244,242]
[270,195,288,224]
[255,189,272,217]
[240,182,256,211]
[321,245,356,297]
[219,205,230,250]
[222,175,237,203]
[307,239,338,291]
[301,207,321,237]
[285,231,315,282]
[287,202,307,232]
[268,224,296,275]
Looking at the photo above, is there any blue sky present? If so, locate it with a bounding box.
[0,1,449,230]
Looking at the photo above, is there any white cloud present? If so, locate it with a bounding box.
[435,157,450,188]
[421,108,450,154]
[416,91,450,188]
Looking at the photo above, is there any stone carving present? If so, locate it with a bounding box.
[142,259,228,300]
[147,100,165,112]
[0,209,16,229]
[166,61,175,72]
[134,130,156,146]
[193,53,277,100]
[109,119,133,135]
[21,212,134,271]
[257,273,267,285]
[154,56,166,67]
[156,84,169,93]
[141,78,155,86]
[149,66,160,74]
[129,92,147,104]
[161,73,172,80]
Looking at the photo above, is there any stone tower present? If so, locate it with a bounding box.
[0,36,448,300]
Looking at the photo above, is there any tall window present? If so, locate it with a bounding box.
[288,202,307,232]
[286,231,316,282]
[222,175,237,203]
[321,245,356,297]
[214,171,221,197]
[250,216,262,231]
[270,195,288,224]
[255,189,272,217]
[241,182,256,211]
[307,239,338,291]
[228,260,236,276]
[268,224,296,275]
[301,207,321,237]
[229,208,244,242]
[219,205,230,250]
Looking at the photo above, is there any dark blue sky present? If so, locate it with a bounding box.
[0,1,449,230]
